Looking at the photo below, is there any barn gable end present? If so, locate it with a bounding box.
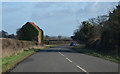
[17,22,44,45]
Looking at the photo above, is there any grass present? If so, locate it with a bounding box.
[72,44,120,63]
[2,38,37,58]
[2,49,35,73]
[2,44,68,73]
[2,44,61,73]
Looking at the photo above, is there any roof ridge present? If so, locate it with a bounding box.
[28,22,41,32]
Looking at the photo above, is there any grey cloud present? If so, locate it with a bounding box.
[34,2,82,9]
[76,2,118,20]
[35,2,59,8]
[2,6,20,13]
[32,2,118,24]
[2,2,27,13]
[33,3,80,20]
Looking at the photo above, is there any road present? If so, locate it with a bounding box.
[11,45,119,73]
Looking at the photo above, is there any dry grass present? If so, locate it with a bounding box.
[1,38,68,58]
[2,38,38,58]
[1,38,70,73]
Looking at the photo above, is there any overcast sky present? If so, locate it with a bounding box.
[2,2,118,37]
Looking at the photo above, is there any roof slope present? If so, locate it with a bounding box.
[28,22,42,32]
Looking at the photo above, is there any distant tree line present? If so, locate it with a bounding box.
[0,30,16,38]
[44,35,72,44]
[71,4,120,53]
[44,35,72,40]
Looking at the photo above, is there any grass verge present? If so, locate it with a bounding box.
[72,45,120,63]
[2,49,35,73]
[2,44,62,73]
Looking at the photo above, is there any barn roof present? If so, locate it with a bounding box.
[17,22,43,34]
[28,22,43,32]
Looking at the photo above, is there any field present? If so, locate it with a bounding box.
[1,38,43,73]
[2,38,39,57]
[1,38,70,73]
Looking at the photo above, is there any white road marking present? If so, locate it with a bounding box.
[58,52,89,74]
[59,52,65,57]
[66,58,73,63]
[76,65,90,74]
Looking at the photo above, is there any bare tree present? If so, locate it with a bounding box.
[58,35,62,40]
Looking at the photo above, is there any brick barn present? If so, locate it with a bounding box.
[17,22,44,45]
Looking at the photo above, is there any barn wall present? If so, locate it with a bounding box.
[17,22,44,45]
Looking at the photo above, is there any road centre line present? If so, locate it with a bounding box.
[66,58,73,63]
[58,52,90,74]
[76,65,89,74]
[58,52,65,57]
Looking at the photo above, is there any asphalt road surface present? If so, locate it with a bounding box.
[11,45,119,73]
